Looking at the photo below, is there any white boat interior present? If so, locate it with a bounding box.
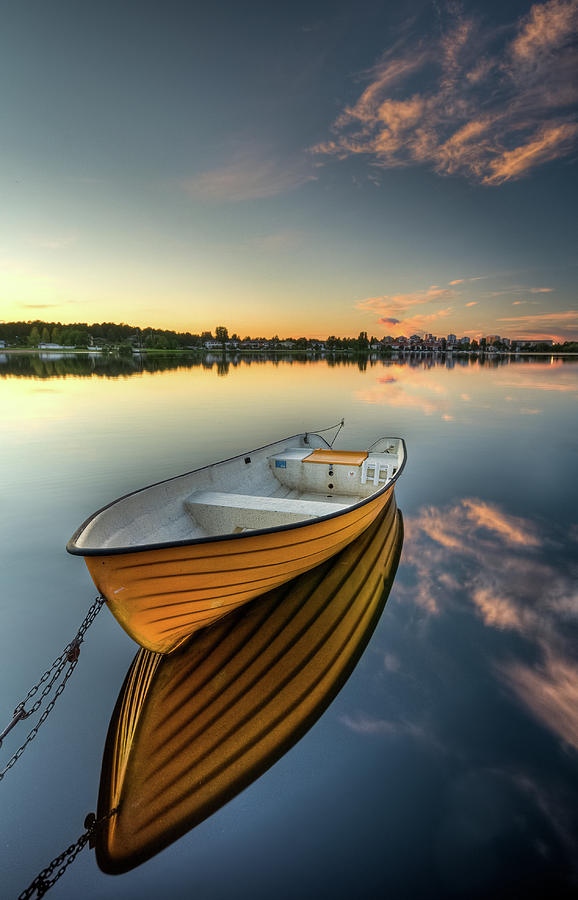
[71,434,405,551]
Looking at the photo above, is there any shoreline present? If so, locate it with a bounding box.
[1,348,577,358]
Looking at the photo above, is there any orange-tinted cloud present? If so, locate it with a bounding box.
[483,123,578,184]
[356,286,458,335]
[357,365,451,418]
[497,309,578,340]
[501,655,578,750]
[357,286,455,315]
[499,310,578,323]
[183,152,316,202]
[510,0,578,64]
[400,496,578,749]
[312,1,578,184]
[461,498,541,546]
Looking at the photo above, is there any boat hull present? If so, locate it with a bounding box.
[96,496,403,873]
[85,486,394,653]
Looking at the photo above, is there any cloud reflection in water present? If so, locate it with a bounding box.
[339,495,578,891]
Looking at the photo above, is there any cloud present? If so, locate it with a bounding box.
[482,123,578,185]
[498,309,578,340]
[383,307,454,336]
[465,301,478,307]
[18,303,63,309]
[339,713,425,740]
[501,655,578,750]
[461,498,541,546]
[357,286,456,316]
[357,365,451,419]
[399,497,578,749]
[311,0,578,184]
[510,0,578,64]
[501,379,577,393]
[183,153,316,202]
[449,279,465,285]
[530,287,553,293]
[357,285,458,334]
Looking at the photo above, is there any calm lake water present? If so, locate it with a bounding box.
[1,353,577,899]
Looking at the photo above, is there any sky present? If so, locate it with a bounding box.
[0,0,576,341]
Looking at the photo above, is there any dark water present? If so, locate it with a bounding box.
[1,353,577,898]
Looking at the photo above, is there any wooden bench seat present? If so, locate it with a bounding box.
[185,491,348,535]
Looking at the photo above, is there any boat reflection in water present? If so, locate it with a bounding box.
[96,495,403,874]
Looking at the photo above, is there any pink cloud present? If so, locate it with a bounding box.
[510,0,578,65]
[498,309,578,340]
[357,286,455,316]
[498,310,578,323]
[312,1,578,184]
[183,152,316,202]
[357,366,451,419]
[465,301,478,307]
[482,123,578,185]
[461,498,541,546]
[501,654,578,750]
[399,497,578,753]
[356,287,460,335]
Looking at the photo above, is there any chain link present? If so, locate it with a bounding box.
[0,596,105,782]
[18,807,119,899]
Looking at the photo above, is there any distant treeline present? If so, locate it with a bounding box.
[0,320,379,351]
[0,320,206,349]
[1,321,576,353]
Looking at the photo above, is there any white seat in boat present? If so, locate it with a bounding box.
[186,491,347,516]
[185,491,349,534]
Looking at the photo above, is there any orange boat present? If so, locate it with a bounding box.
[95,497,403,873]
[68,426,406,653]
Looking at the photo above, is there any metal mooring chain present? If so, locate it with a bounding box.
[18,807,119,899]
[0,596,106,782]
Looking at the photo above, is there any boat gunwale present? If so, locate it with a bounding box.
[67,432,407,557]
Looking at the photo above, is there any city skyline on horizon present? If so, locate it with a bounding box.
[0,1,576,342]
[2,317,570,348]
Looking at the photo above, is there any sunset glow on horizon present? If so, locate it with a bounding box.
[0,0,576,342]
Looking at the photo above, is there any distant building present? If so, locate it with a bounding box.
[459,337,471,345]
[0,340,6,349]
[38,342,75,350]
[486,335,501,345]
[447,334,457,343]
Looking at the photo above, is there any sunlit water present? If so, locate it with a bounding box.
[1,353,577,899]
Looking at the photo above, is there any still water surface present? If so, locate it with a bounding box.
[1,354,577,898]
